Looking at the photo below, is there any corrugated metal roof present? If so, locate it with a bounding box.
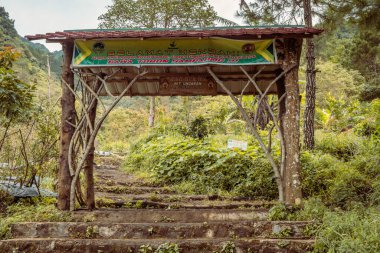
[26,26,322,41]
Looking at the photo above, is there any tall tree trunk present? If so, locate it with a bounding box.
[148,97,155,128]
[58,42,75,210]
[303,0,317,149]
[282,38,303,205]
[183,97,191,125]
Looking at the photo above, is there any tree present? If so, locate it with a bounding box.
[0,7,17,37]
[320,0,380,101]
[238,0,319,149]
[98,0,237,29]
[99,0,237,128]
[0,46,35,152]
[0,47,34,119]
[303,0,317,149]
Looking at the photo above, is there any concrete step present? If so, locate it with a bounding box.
[95,195,275,209]
[73,209,269,223]
[95,175,162,188]
[0,238,315,253]
[10,221,312,240]
[95,185,177,195]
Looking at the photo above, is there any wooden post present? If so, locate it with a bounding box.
[58,42,75,210]
[83,81,100,210]
[282,38,303,205]
[148,97,155,128]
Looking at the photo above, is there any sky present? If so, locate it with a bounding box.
[1,0,244,52]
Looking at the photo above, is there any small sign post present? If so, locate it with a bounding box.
[227,140,248,151]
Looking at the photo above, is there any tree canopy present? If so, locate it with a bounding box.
[0,47,34,119]
[98,0,220,29]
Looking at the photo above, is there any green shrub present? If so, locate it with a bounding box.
[185,116,209,139]
[294,198,329,221]
[328,168,373,207]
[268,203,289,221]
[301,151,341,199]
[302,131,380,207]
[155,242,180,253]
[0,189,14,213]
[313,206,380,253]
[124,134,277,198]
[315,131,361,161]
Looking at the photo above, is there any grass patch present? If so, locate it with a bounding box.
[0,198,72,239]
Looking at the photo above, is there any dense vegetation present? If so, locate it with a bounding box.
[1,1,380,252]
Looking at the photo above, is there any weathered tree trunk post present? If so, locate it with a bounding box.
[83,81,100,210]
[282,38,303,205]
[58,42,75,210]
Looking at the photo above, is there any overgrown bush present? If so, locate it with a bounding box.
[313,205,380,253]
[124,134,277,198]
[300,129,380,207]
[314,131,361,161]
[0,189,13,213]
[185,116,209,139]
[268,199,380,252]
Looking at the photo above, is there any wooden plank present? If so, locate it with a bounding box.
[159,76,217,96]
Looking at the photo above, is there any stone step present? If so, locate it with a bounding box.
[0,238,315,253]
[10,221,312,240]
[95,185,177,195]
[73,209,269,223]
[96,192,210,202]
[95,195,275,209]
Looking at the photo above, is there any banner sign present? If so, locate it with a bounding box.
[72,38,276,67]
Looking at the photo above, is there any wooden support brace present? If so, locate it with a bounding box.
[207,67,284,202]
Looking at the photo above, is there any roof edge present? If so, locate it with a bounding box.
[26,26,323,42]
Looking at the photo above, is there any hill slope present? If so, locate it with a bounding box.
[0,6,62,98]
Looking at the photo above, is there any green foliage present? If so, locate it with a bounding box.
[0,47,35,119]
[314,131,361,160]
[313,61,364,103]
[268,203,289,221]
[237,0,305,25]
[185,116,209,139]
[139,245,154,253]
[99,0,217,29]
[0,7,17,37]
[124,134,277,198]
[155,242,180,253]
[294,198,330,222]
[354,99,380,137]
[301,130,380,207]
[313,205,380,253]
[98,107,148,152]
[0,100,60,190]
[267,199,380,252]
[219,241,236,253]
[0,189,14,213]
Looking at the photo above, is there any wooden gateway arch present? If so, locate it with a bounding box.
[27,26,322,211]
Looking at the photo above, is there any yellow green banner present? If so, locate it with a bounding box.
[73,38,276,67]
